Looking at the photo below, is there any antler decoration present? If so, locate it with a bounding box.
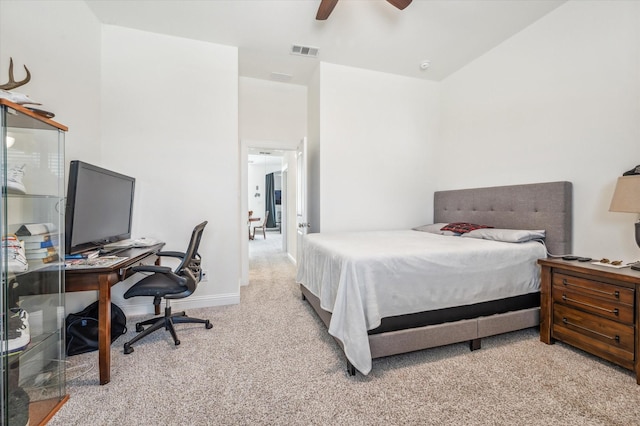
[0,58,31,90]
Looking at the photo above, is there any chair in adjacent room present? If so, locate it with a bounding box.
[123,221,212,354]
[252,210,269,239]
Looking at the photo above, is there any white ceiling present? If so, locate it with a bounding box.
[85,0,566,86]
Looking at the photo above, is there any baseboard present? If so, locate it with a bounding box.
[119,292,240,317]
[288,252,296,265]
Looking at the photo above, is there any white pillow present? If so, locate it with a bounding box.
[412,223,460,236]
[461,228,545,243]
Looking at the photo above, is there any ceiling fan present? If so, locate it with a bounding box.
[316,0,413,21]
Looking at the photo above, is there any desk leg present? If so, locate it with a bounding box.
[98,275,112,385]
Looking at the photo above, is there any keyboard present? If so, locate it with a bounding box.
[130,237,161,247]
[103,239,134,249]
[99,246,130,256]
[102,237,161,250]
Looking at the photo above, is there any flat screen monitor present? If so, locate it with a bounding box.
[65,161,135,254]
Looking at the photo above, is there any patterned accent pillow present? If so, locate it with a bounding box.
[440,222,494,234]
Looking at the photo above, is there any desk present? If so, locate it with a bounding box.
[64,244,164,385]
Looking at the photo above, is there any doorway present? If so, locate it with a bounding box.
[241,142,298,287]
[248,150,284,250]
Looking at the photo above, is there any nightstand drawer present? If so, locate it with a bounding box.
[540,258,640,383]
[552,272,634,305]
[552,287,634,324]
[553,304,634,365]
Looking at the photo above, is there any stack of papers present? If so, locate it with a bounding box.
[65,256,128,269]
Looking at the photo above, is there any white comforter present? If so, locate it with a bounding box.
[296,230,546,375]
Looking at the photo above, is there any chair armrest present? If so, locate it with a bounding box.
[131,265,187,286]
[131,265,172,274]
[157,250,186,259]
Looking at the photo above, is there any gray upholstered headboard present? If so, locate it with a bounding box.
[434,181,572,256]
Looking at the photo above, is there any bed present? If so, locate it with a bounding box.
[296,181,572,375]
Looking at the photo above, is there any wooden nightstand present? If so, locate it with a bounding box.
[539,258,640,384]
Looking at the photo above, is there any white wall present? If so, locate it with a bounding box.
[1,0,103,313]
[100,25,240,313]
[239,77,307,142]
[2,3,241,315]
[0,0,102,165]
[438,0,640,262]
[6,0,638,315]
[317,62,441,232]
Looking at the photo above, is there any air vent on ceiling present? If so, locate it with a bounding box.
[291,44,319,57]
[270,72,293,82]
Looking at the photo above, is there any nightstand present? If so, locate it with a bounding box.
[539,258,640,384]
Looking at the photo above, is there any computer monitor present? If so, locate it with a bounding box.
[65,161,136,254]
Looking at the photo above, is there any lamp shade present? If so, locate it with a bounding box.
[609,175,640,213]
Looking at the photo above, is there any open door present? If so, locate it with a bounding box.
[296,137,309,262]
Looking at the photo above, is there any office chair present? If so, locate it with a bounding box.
[252,210,269,239]
[123,221,212,354]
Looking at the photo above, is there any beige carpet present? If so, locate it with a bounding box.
[50,231,640,425]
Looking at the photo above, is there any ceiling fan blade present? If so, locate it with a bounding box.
[386,0,412,10]
[316,0,339,20]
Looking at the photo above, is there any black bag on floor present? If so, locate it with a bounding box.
[65,301,127,356]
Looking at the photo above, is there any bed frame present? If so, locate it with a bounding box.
[300,181,573,375]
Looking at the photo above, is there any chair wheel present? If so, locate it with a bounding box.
[124,344,134,354]
[205,320,213,329]
[136,323,144,332]
[175,340,180,346]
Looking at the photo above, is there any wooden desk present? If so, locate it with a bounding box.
[65,244,164,385]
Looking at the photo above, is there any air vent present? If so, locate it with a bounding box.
[291,44,319,58]
[270,72,293,82]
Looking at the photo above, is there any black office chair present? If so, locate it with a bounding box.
[123,221,212,354]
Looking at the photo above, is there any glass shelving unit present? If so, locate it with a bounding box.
[0,99,67,425]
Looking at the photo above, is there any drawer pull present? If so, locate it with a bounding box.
[562,317,620,342]
[561,294,619,316]
[562,278,621,299]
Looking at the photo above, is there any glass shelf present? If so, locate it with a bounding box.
[1,99,67,425]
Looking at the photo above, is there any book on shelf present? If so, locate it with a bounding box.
[24,237,58,249]
[26,246,54,255]
[27,251,59,264]
[41,252,60,263]
[25,246,58,259]
[18,233,57,243]
[15,222,57,236]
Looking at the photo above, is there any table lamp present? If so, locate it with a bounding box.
[609,175,640,271]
